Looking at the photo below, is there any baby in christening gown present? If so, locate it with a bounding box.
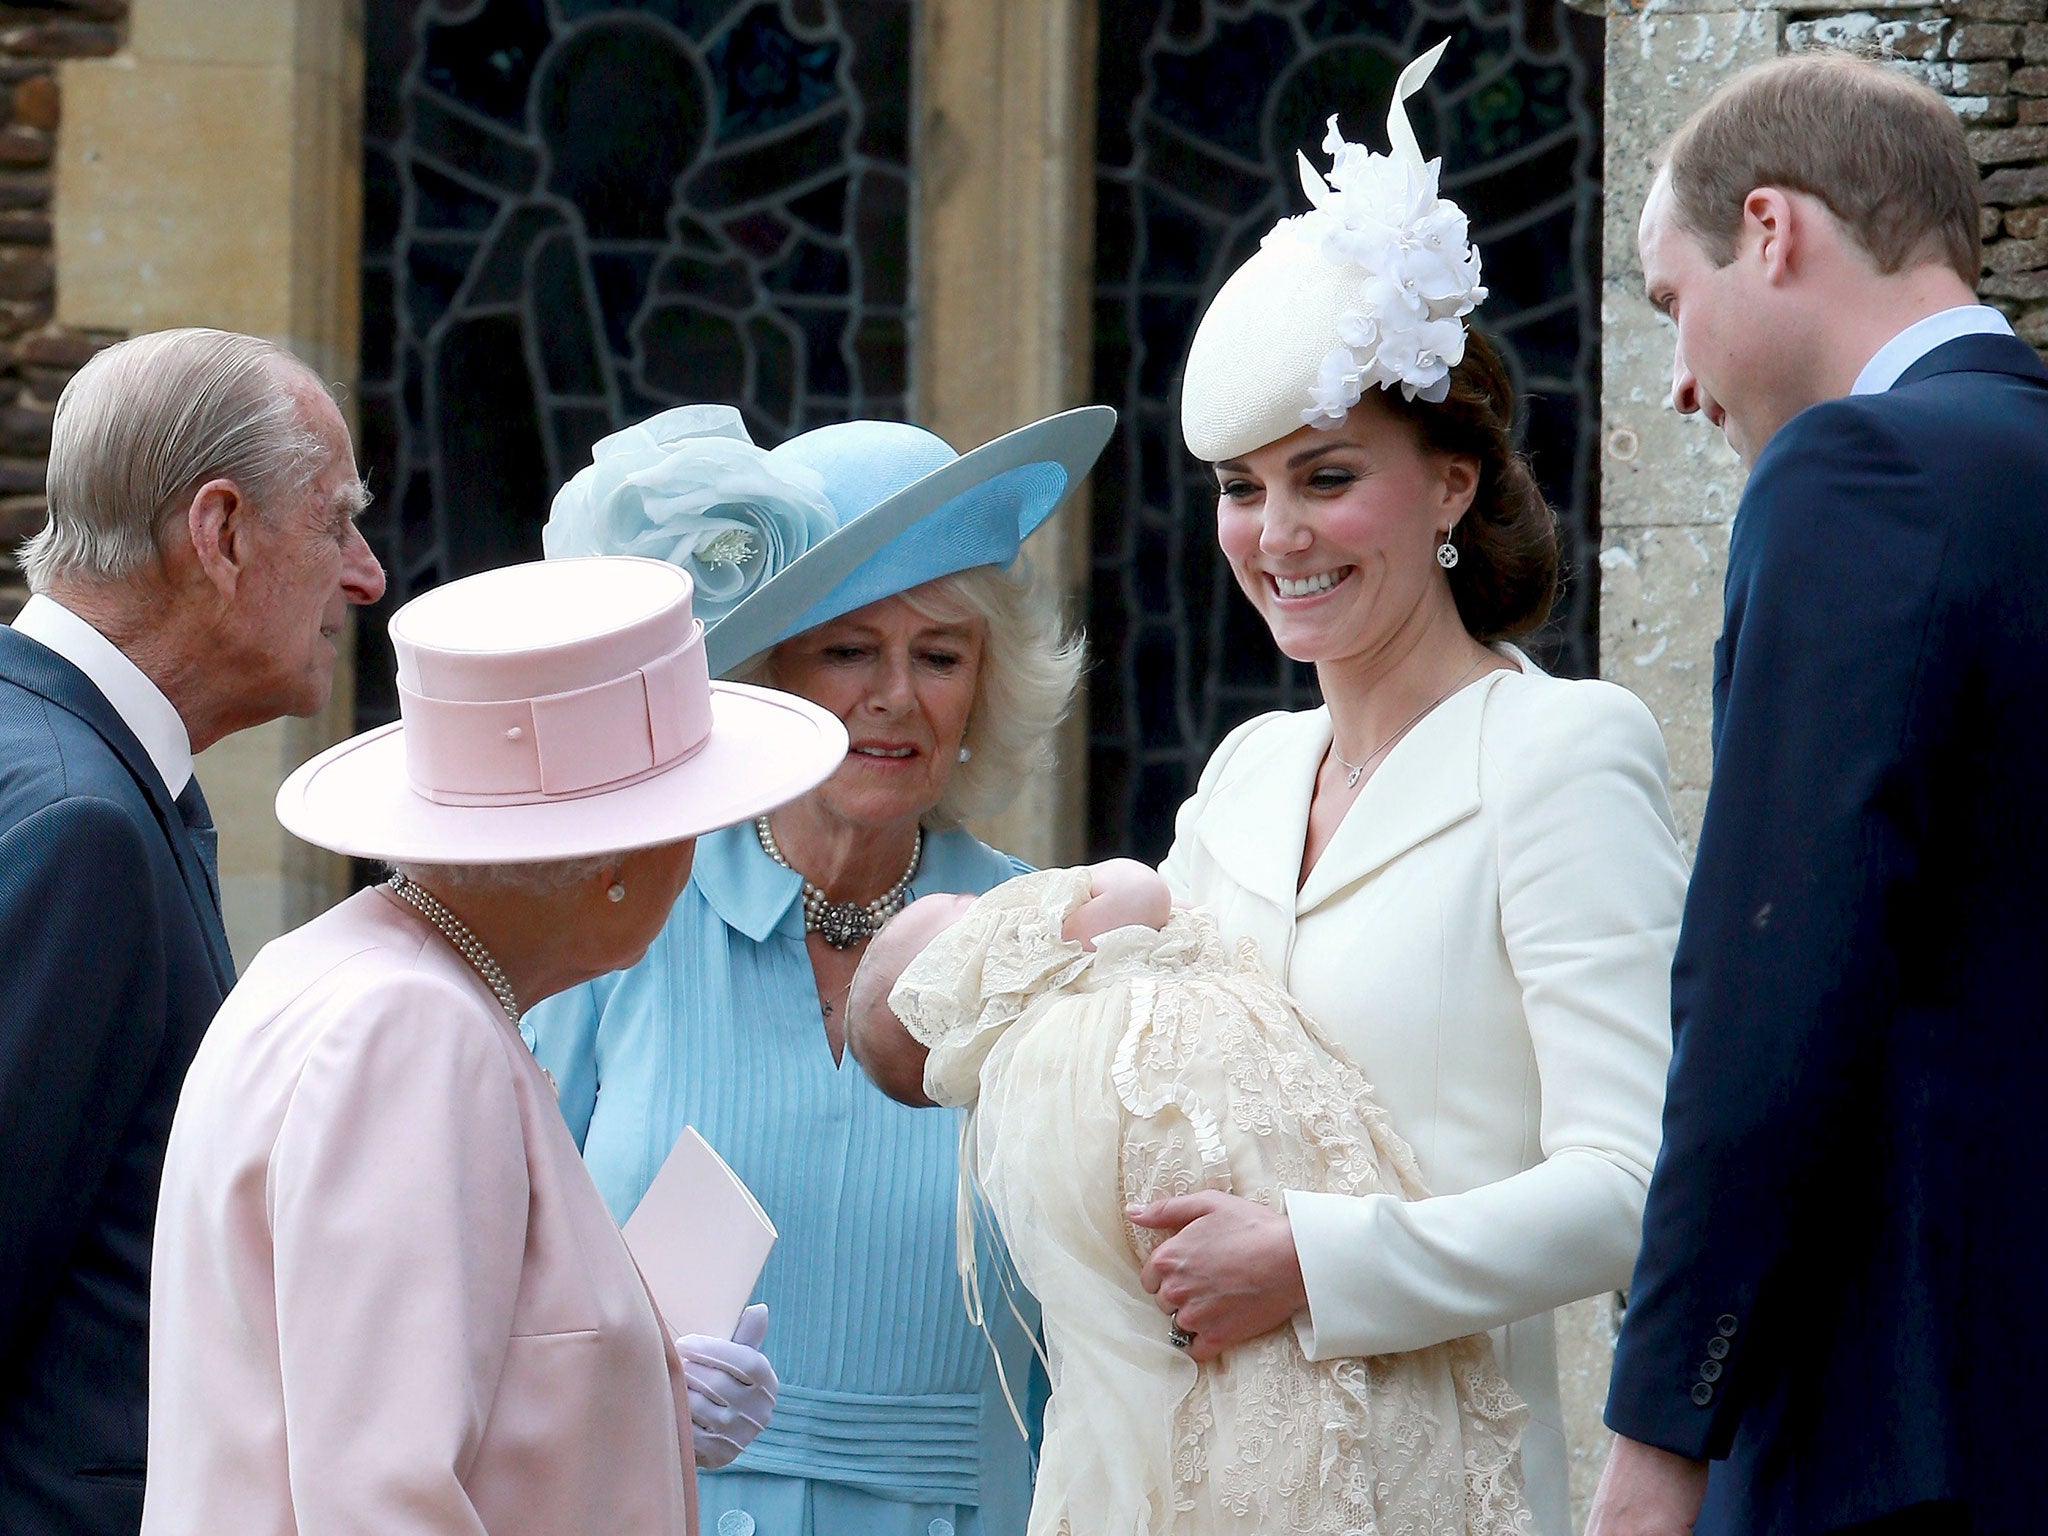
[846,861,1532,1536]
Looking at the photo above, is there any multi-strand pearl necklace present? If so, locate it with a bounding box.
[385,872,521,1022]
[754,816,922,949]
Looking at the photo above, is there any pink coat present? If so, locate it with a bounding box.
[142,888,699,1535]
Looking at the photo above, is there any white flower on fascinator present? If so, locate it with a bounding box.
[1271,40,1487,425]
[543,404,838,625]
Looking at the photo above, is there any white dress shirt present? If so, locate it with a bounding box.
[11,593,193,797]
[1853,304,2016,395]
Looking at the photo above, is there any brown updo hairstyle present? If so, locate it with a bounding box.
[1381,329,1558,641]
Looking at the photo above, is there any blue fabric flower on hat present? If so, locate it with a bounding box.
[543,404,839,626]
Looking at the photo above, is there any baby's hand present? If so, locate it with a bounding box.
[1066,859,1174,949]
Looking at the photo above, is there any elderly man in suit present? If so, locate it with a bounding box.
[1590,54,2048,1536]
[0,327,384,1535]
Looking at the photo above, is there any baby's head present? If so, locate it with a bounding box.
[847,891,975,1107]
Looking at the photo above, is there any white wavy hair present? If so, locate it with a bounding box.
[21,328,335,589]
[736,561,1085,830]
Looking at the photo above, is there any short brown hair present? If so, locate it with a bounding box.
[1659,52,1979,286]
[1383,330,1558,642]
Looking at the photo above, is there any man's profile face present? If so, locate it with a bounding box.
[1639,171,1766,464]
[232,382,385,721]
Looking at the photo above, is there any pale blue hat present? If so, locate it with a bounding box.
[545,403,1116,677]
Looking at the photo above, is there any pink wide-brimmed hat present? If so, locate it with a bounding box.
[276,556,848,864]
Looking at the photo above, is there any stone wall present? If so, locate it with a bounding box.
[0,4,125,621]
[1785,0,2048,348]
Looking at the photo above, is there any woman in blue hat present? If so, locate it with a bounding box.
[526,402,1115,1536]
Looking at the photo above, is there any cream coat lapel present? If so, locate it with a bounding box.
[1185,709,1323,954]
[1293,666,1510,916]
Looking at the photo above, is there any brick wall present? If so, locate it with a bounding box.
[0,4,124,623]
[1787,0,2048,355]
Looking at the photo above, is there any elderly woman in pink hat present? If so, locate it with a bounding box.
[140,557,847,1536]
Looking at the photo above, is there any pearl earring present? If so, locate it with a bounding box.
[606,882,626,903]
[1436,530,1460,570]
[958,745,972,763]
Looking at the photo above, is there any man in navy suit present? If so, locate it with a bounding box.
[1589,54,2048,1536]
[0,328,384,1534]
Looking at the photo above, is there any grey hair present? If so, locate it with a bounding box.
[21,327,337,590]
[391,856,620,898]
[738,561,1085,830]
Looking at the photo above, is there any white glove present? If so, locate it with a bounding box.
[679,1302,778,1469]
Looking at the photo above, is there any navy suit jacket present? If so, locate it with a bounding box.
[0,624,234,1536]
[1606,334,2048,1534]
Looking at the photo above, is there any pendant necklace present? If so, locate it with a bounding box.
[385,872,557,1098]
[1329,656,1490,791]
[755,816,923,950]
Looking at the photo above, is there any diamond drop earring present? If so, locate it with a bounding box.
[1436,530,1460,570]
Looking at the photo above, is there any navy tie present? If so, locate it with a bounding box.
[175,776,220,911]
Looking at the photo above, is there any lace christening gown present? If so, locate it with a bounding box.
[890,868,1534,1536]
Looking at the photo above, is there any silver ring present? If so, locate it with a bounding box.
[1168,1320,1193,1349]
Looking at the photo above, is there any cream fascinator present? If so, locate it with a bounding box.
[1180,40,1488,463]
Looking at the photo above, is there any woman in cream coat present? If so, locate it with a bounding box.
[1127,46,1688,1534]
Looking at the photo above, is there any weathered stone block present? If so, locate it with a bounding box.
[44,0,132,21]
[2015,301,2048,341]
[1983,265,2048,294]
[17,365,70,400]
[0,299,51,340]
[1949,92,2018,120]
[0,211,50,246]
[1600,523,1733,799]
[1984,162,2048,198]
[0,21,120,58]
[2025,19,2048,55]
[1789,13,1950,56]
[1944,0,2045,21]
[1950,20,2022,53]
[1985,232,2048,268]
[1969,123,2048,160]
[0,493,44,544]
[0,173,47,211]
[2013,62,2048,87]
[2021,96,2048,118]
[16,328,112,368]
[0,248,51,301]
[0,126,51,168]
[1984,206,2007,238]
[1954,58,2014,88]
[0,396,53,454]
[10,75,57,133]
[2007,204,2048,235]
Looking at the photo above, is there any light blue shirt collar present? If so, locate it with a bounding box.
[1853,304,2015,395]
[692,818,1024,944]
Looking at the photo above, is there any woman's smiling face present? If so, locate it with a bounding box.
[1214,391,1476,668]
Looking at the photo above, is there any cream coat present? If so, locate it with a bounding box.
[1159,655,1686,1536]
[142,889,699,1536]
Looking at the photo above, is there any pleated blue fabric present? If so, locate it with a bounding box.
[527,823,1038,1536]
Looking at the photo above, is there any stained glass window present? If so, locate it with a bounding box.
[1087,0,1605,861]
[357,0,913,733]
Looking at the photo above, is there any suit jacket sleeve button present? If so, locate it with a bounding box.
[1716,1314,1739,1336]
[1707,1336,1730,1360]
[1699,1359,1723,1383]
[1691,1382,1715,1406]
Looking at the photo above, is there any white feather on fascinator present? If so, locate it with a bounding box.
[1180,40,1488,462]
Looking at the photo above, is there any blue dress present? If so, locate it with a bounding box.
[526,822,1038,1536]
